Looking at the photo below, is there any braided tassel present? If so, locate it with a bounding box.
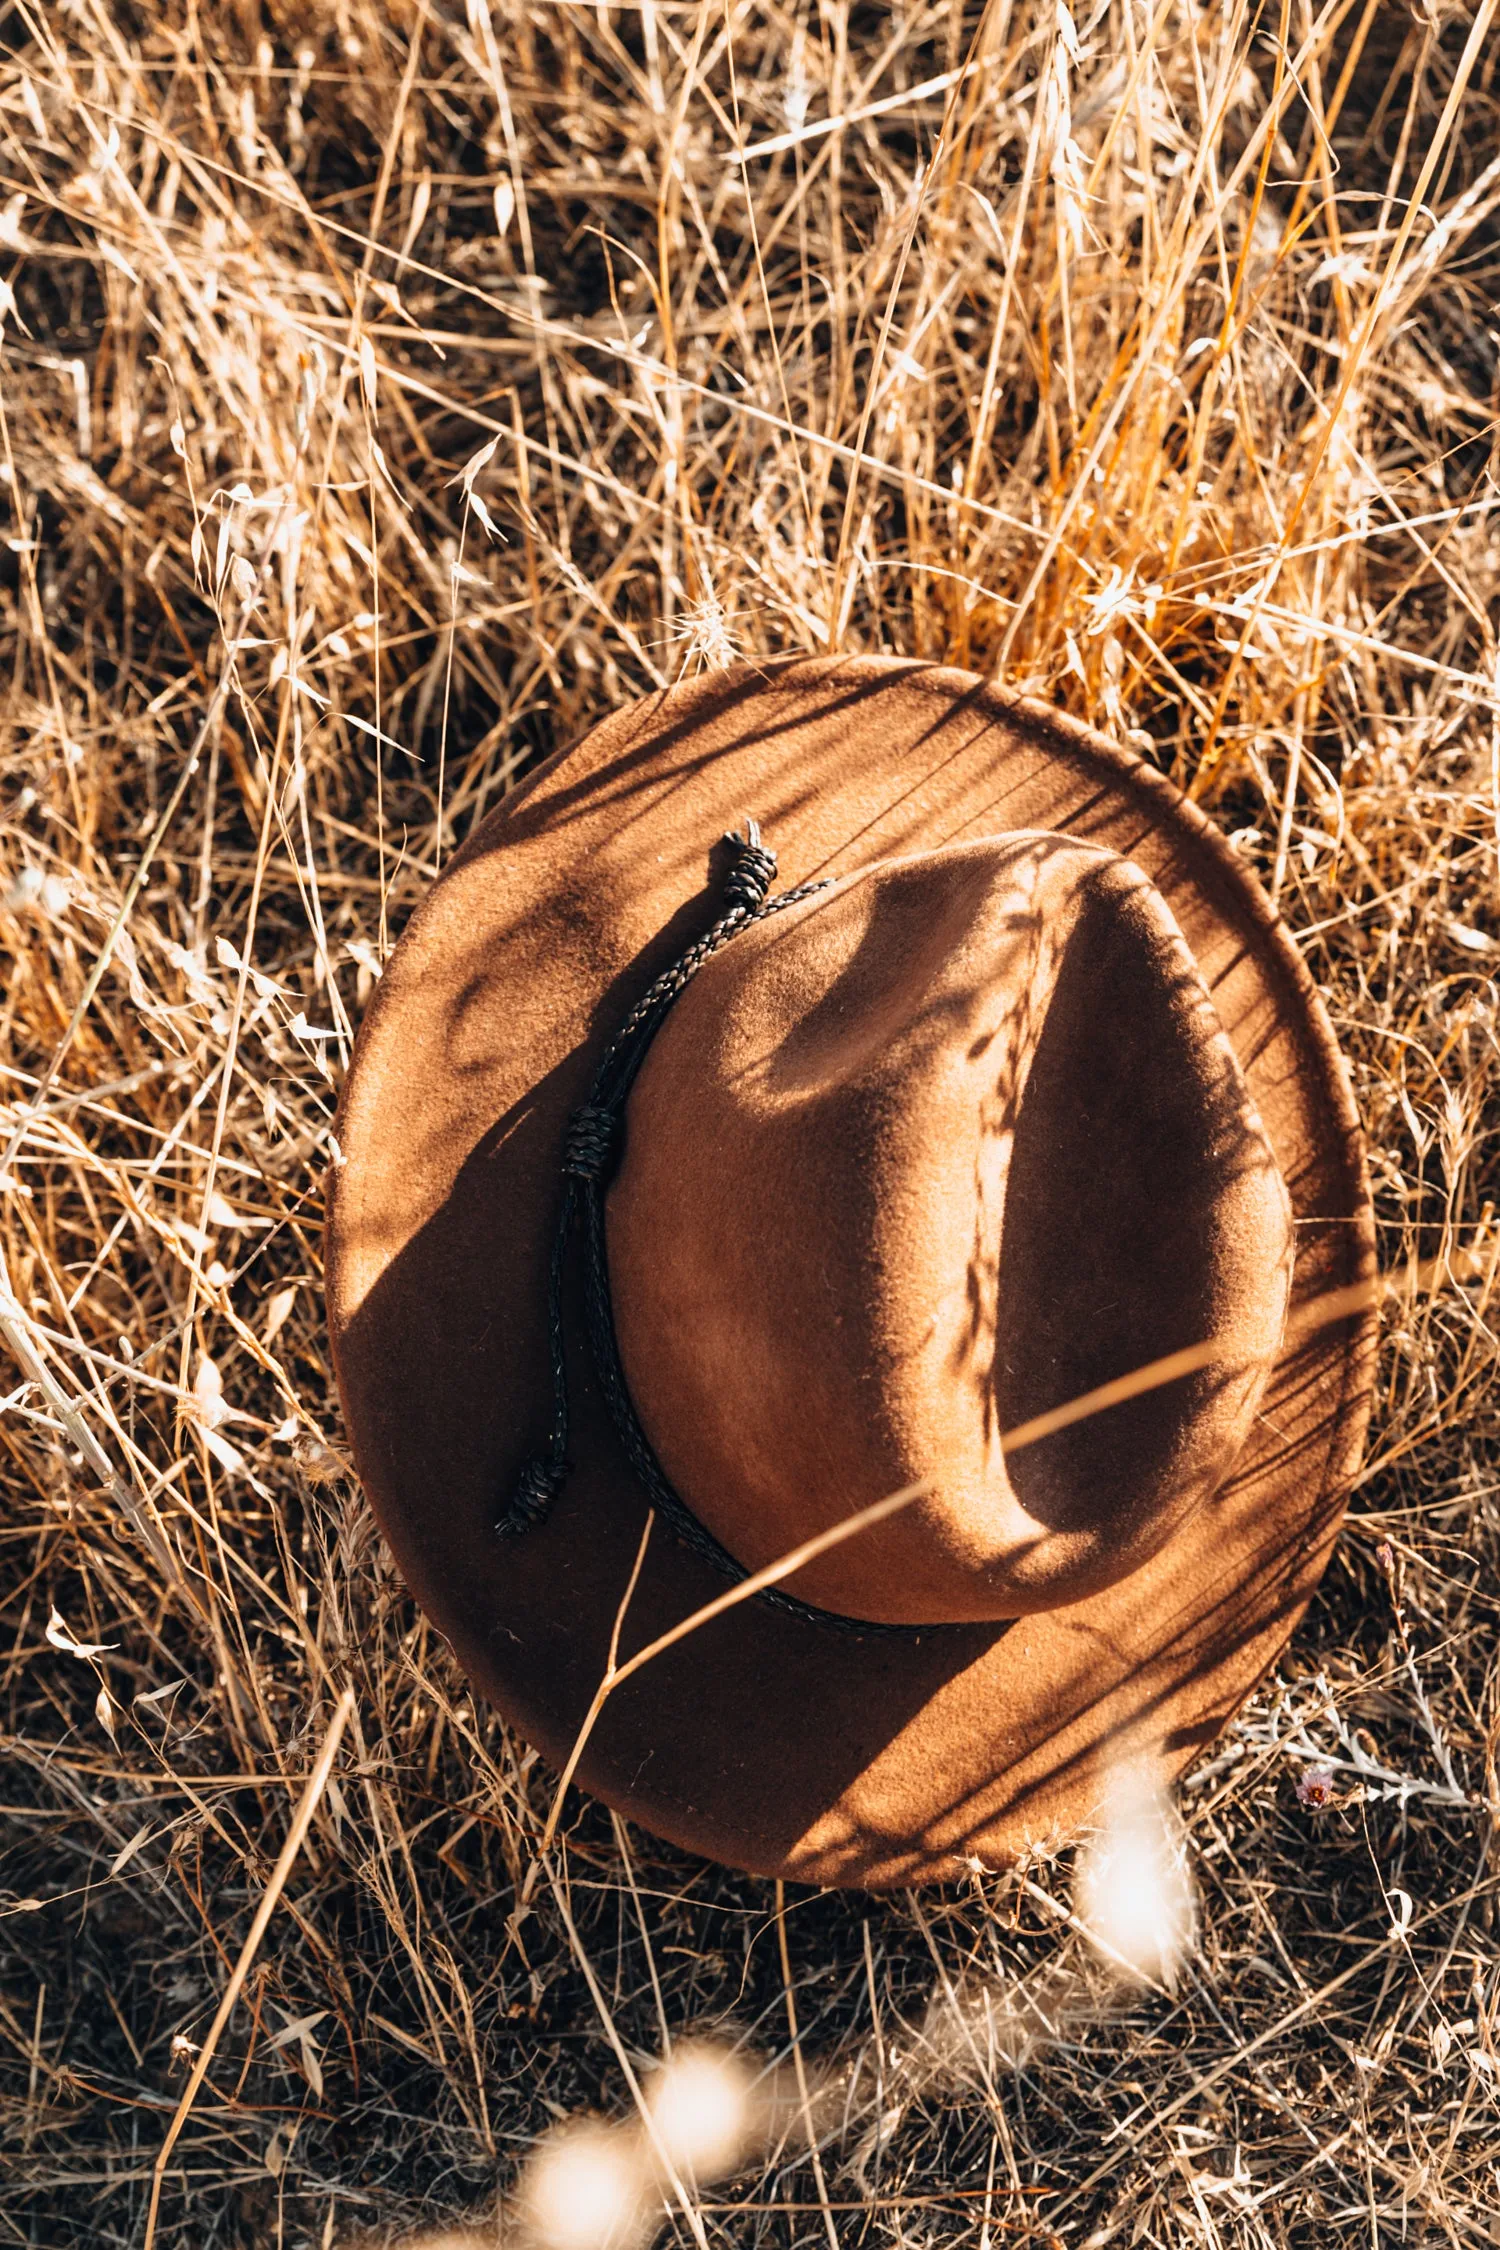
[495,824,796,1541]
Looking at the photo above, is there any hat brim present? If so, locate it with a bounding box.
[327,656,1376,1888]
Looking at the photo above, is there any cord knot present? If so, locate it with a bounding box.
[723,820,778,912]
[499,1455,566,1537]
[563,1103,615,1180]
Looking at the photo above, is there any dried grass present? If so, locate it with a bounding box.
[3,0,1500,2244]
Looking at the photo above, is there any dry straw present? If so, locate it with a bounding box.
[3,2,1500,2245]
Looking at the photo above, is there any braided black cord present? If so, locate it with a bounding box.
[495,823,908,1637]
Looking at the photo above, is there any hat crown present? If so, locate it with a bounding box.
[608,833,1294,1626]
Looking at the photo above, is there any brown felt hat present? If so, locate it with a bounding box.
[327,656,1376,1888]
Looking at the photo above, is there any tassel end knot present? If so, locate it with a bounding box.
[723,822,778,913]
[498,1455,567,1537]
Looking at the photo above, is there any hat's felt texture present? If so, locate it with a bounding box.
[327,655,1376,1889]
[610,831,1295,1624]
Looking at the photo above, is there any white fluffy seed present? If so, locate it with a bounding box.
[192,1353,228,1429]
[518,2123,649,2250]
[645,2042,753,2181]
[1073,1761,1195,1987]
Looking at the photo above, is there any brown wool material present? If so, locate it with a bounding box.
[327,655,1377,1889]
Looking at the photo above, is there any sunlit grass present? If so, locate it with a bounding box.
[3,2,1500,2244]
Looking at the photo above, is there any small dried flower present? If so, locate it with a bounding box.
[1296,1764,1337,1810]
[669,590,739,673]
[293,1430,352,1486]
[2,866,70,917]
